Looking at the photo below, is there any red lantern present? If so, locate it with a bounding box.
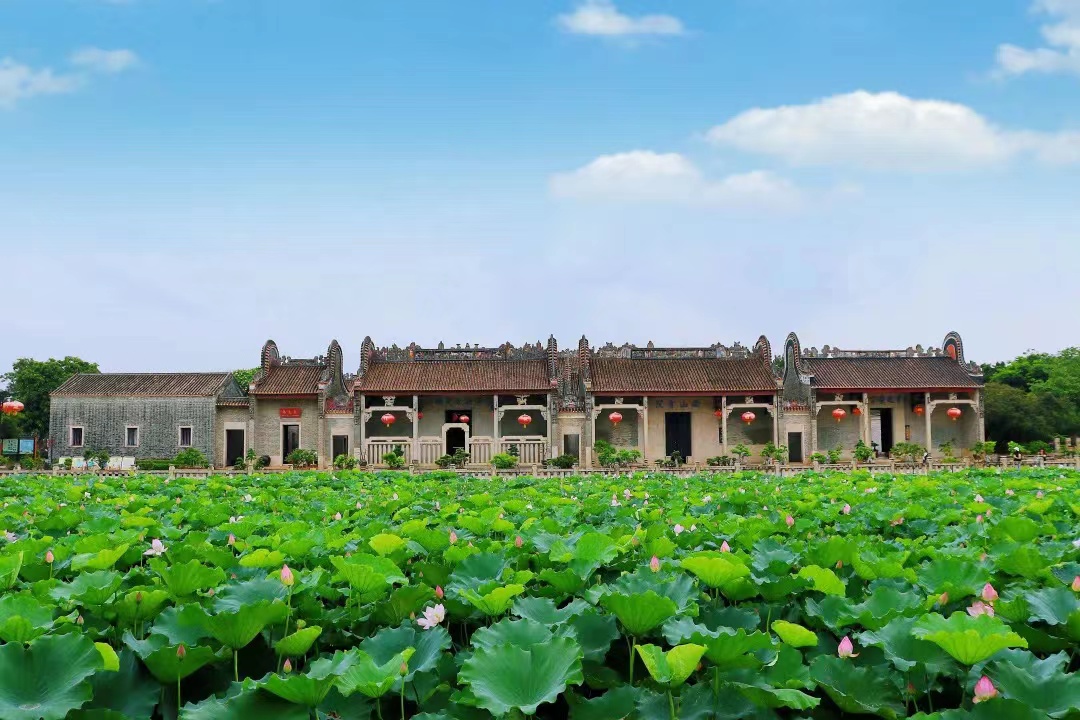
[380,413,396,427]
[741,411,756,425]
[518,414,532,428]
[609,411,623,426]
[459,415,470,424]
[714,408,724,421]
[1,400,24,415]
[832,408,847,422]
[417,411,423,420]
[914,405,925,416]
[852,406,862,416]
[947,407,962,421]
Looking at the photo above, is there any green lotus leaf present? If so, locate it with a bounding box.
[113,589,171,623]
[1025,587,1080,626]
[183,678,310,720]
[912,612,1028,665]
[335,648,414,699]
[460,636,584,716]
[991,516,1043,543]
[275,626,323,657]
[662,616,774,669]
[809,655,905,719]
[409,528,451,555]
[0,633,104,720]
[95,643,120,672]
[984,649,1080,718]
[539,569,586,595]
[238,548,286,569]
[368,533,407,557]
[372,584,435,626]
[569,533,619,579]
[50,570,123,606]
[330,554,407,595]
[0,594,54,643]
[0,552,23,590]
[600,591,678,637]
[917,558,988,600]
[796,565,847,596]
[150,558,226,597]
[634,643,705,687]
[567,609,620,663]
[461,584,525,616]
[728,682,820,711]
[151,604,213,646]
[261,672,339,708]
[996,546,1050,580]
[567,686,642,720]
[680,553,751,589]
[448,553,508,593]
[71,544,130,572]
[771,620,818,648]
[360,622,450,684]
[857,616,956,674]
[513,597,590,625]
[86,649,159,720]
[212,578,288,611]
[202,602,289,650]
[123,631,220,682]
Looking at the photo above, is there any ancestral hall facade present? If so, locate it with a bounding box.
[48,331,985,468]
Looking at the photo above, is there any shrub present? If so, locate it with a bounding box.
[761,443,789,464]
[62,457,73,470]
[491,453,518,469]
[506,444,520,458]
[436,448,471,468]
[853,440,875,463]
[1025,440,1052,455]
[333,454,358,470]
[135,459,173,471]
[382,449,406,469]
[826,446,843,464]
[285,448,318,468]
[595,440,642,467]
[706,455,732,466]
[809,452,827,464]
[890,442,925,463]
[174,448,209,468]
[730,444,751,460]
[83,448,111,470]
[545,454,577,469]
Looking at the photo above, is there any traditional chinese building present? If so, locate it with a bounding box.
[48,331,985,468]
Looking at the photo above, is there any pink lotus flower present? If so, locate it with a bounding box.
[649,556,661,572]
[1071,576,1080,592]
[673,524,684,536]
[417,604,445,630]
[967,601,995,617]
[611,495,620,507]
[1005,488,1014,496]
[976,514,984,524]
[45,550,54,564]
[982,583,999,603]
[177,644,186,659]
[1037,490,1044,498]
[227,534,236,546]
[785,515,795,527]
[76,614,84,625]
[144,539,167,557]
[973,676,997,704]
[449,530,458,544]
[514,535,523,548]
[280,564,294,587]
[356,501,363,509]
[435,585,444,599]
[333,512,342,521]
[842,504,851,515]
[837,636,858,658]
[623,489,631,499]
[283,658,292,672]
[979,551,988,562]
[720,540,731,553]
[974,494,984,503]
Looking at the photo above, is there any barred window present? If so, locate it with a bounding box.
[126,427,139,447]
[70,427,84,447]
[179,427,193,447]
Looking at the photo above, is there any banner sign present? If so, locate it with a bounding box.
[1,439,17,455]
[18,439,34,454]
[279,408,302,419]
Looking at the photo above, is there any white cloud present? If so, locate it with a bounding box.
[0,59,79,108]
[995,0,1080,77]
[550,150,799,208]
[557,0,684,37]
[707,90,1080,171]
[71,47,139,74]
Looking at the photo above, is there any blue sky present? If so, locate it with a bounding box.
[2,0,1078,373]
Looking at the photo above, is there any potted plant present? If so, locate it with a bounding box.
[853,440,874,464]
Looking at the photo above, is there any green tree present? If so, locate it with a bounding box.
[231,368,259,391]
[2,357,99,439]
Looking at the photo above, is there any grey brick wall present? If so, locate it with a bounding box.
[253,398,319,465]
[50,396,217,461]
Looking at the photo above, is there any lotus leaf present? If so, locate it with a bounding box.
[460,636,584,716]
[912,612,1028,664]
[0,633,104,720]
[634,643,705,687]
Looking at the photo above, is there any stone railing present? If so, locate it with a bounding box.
[497,437,548,465]
[468,437,494,465]
[364,438,413,464]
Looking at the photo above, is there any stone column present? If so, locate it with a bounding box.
[547,393,555,458]
[493,395,500,455]
[641,398,649,463]
[358,394,366,462]
[772,397,780,446]
[924,392,933,457]
[413,395,420,462]
[975,389,986,444]
[247,397,257,459]
[809,391,818,455]
[721,396,728,456]
[862,393,871,445]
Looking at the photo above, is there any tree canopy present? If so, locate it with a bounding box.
[231,368,259,392]
[2,357,99,439]
[983,348,1080,450]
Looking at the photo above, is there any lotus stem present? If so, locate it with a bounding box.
[629,637,636,685]
[400,678,406,720]
[177,676,181,713]
[667,690,676,720]
[234,649,239,682]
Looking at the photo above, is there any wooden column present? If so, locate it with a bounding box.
[924,392,933,456]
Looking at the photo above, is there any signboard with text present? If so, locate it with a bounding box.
[279,408,302,419]
[19,439,35,455]
[1,439,17,455]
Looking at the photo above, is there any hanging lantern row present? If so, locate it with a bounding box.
[947,407,963,422]
[832,408,847,423]
[1,400,23,415]
[518,413,533,428]
[609,411,623,427]
[741,411,756,425]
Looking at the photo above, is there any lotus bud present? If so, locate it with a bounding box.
[400,662,409,676]
[1072,576,1080,592]
[649,556,660,572]
[228,534,236,546]
[283,659,292,672]
[981,583,998,603]
[974,494,984,503]
[973,676,997,704]
[837,636,858,658]
[785,515,795,527]
[673,524,684,536]
[979,552,987,562]
[1005,488,1014,495]
[435,585,444,599]
[842,504,851,515]
[515,536,523,548]
[45,550,54,564]
[449,530,457,544]
[280,564,294,587]
[938,592,949,605]
[297,619,306,629]
[720,540,731,553]
[835,560,843,569]
[135,591,143,604]
[1037,490,1044,498]
[333,512,342,521]
[177,644,186,660]
[356,501,362,509]
[976,514,984,523]
[76,614,84,625]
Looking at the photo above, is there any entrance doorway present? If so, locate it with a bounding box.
[282,424,300,459]
[665,412,692,460]
[332,435,349,459]
[787,432,803,463]
[446,427,467,455]
[871,410,894,455]
[225,429,245,468]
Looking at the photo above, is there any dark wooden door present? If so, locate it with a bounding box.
[282,424,300,458]
[665,413,692,459]
[446,427,467,454]
[787,432,803,463]
[225,429,245,467]
[332,435,349,459]
[879,409,894,454]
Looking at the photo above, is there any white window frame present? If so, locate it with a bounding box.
[70,426,84,448]
[125,426,140,448]
[178,426,193,448]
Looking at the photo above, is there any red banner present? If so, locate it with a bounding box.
[279,408,302,419]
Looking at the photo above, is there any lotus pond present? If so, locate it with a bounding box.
[1,468,1079,720]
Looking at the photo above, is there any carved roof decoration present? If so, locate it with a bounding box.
[324,339,348,400]
[251,339,330,396]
